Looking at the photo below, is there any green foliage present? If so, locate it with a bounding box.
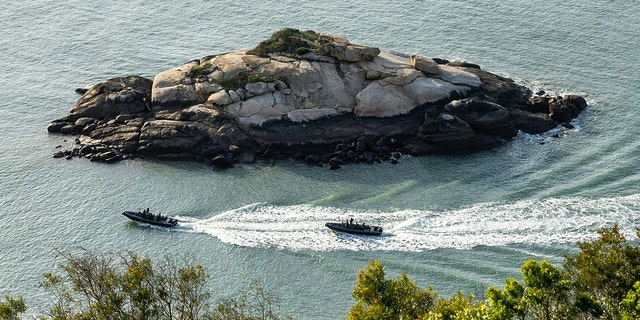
[6,224,640,320]
[247,28,330,57]
[295,47,313,55]
[31,248,292,319]
[431,291,485,320]
[189,62,214,78]
[348,223,640,319]
[213,280,293,320]
[564,224,640,319]
[0,295,26,320]
[486,278,527,320]
[521,259,571,319]
[483,225,640,320]
[574,291,603,318]
[212,71,279,91]
[348,260,437,320]
[38,249,211,320]
[622,281,640,319]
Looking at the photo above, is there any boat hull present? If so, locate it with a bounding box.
[122,211,177,227]
[325,222,382,236]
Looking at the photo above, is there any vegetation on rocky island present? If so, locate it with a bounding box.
[47,28,588,169]
[189,62,214,78]
[212,71,280,91]
[188,62,280,90]
[2,224,639,319]
[247,28,331,57]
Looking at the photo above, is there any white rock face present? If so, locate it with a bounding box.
[353,51,476,117]
[151,62,199,106]
[355,82,414,117]
[207,90,233,106]
[150,34,482,126]
[410,55,440,75]
[438,65,483,87]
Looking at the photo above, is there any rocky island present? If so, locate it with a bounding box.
[48,28,587,169]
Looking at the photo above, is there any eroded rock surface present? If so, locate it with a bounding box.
[48,28,587,168]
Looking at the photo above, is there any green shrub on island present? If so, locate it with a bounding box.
[189,62,280,90]
[189,62,214,79]
[212,71,280,91]
[247,28,331,57]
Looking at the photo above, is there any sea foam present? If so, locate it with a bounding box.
[178,194,640,252]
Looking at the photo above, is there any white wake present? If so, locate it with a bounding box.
[175,195,640,252]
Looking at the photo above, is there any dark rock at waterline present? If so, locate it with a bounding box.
[47,28,588,169]
[237,152,255,164]
[210,155,234,168]
[549,95,588,123]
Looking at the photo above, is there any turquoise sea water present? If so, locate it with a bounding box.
[1,1,639,318]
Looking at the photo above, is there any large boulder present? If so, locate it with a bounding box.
[47,28,588,168]
[410,55,440,75]
[549,95,588,123]
[323,35,381,62]
[404,113,500,155]
[68,75,152,121]
[444,98,517,138]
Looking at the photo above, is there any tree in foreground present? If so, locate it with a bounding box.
[37,248,291,320]
[0,295,26,320]
[5,224,640,319]
[564,224,640,319]
[39,249,210,319]
[348,224,640,320]
[347,259,438,319]
[213,280,293,320]
[621,281,640,319]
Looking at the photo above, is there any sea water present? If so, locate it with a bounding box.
[1,1,639,318]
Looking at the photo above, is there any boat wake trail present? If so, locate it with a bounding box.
[178,195,640,252]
